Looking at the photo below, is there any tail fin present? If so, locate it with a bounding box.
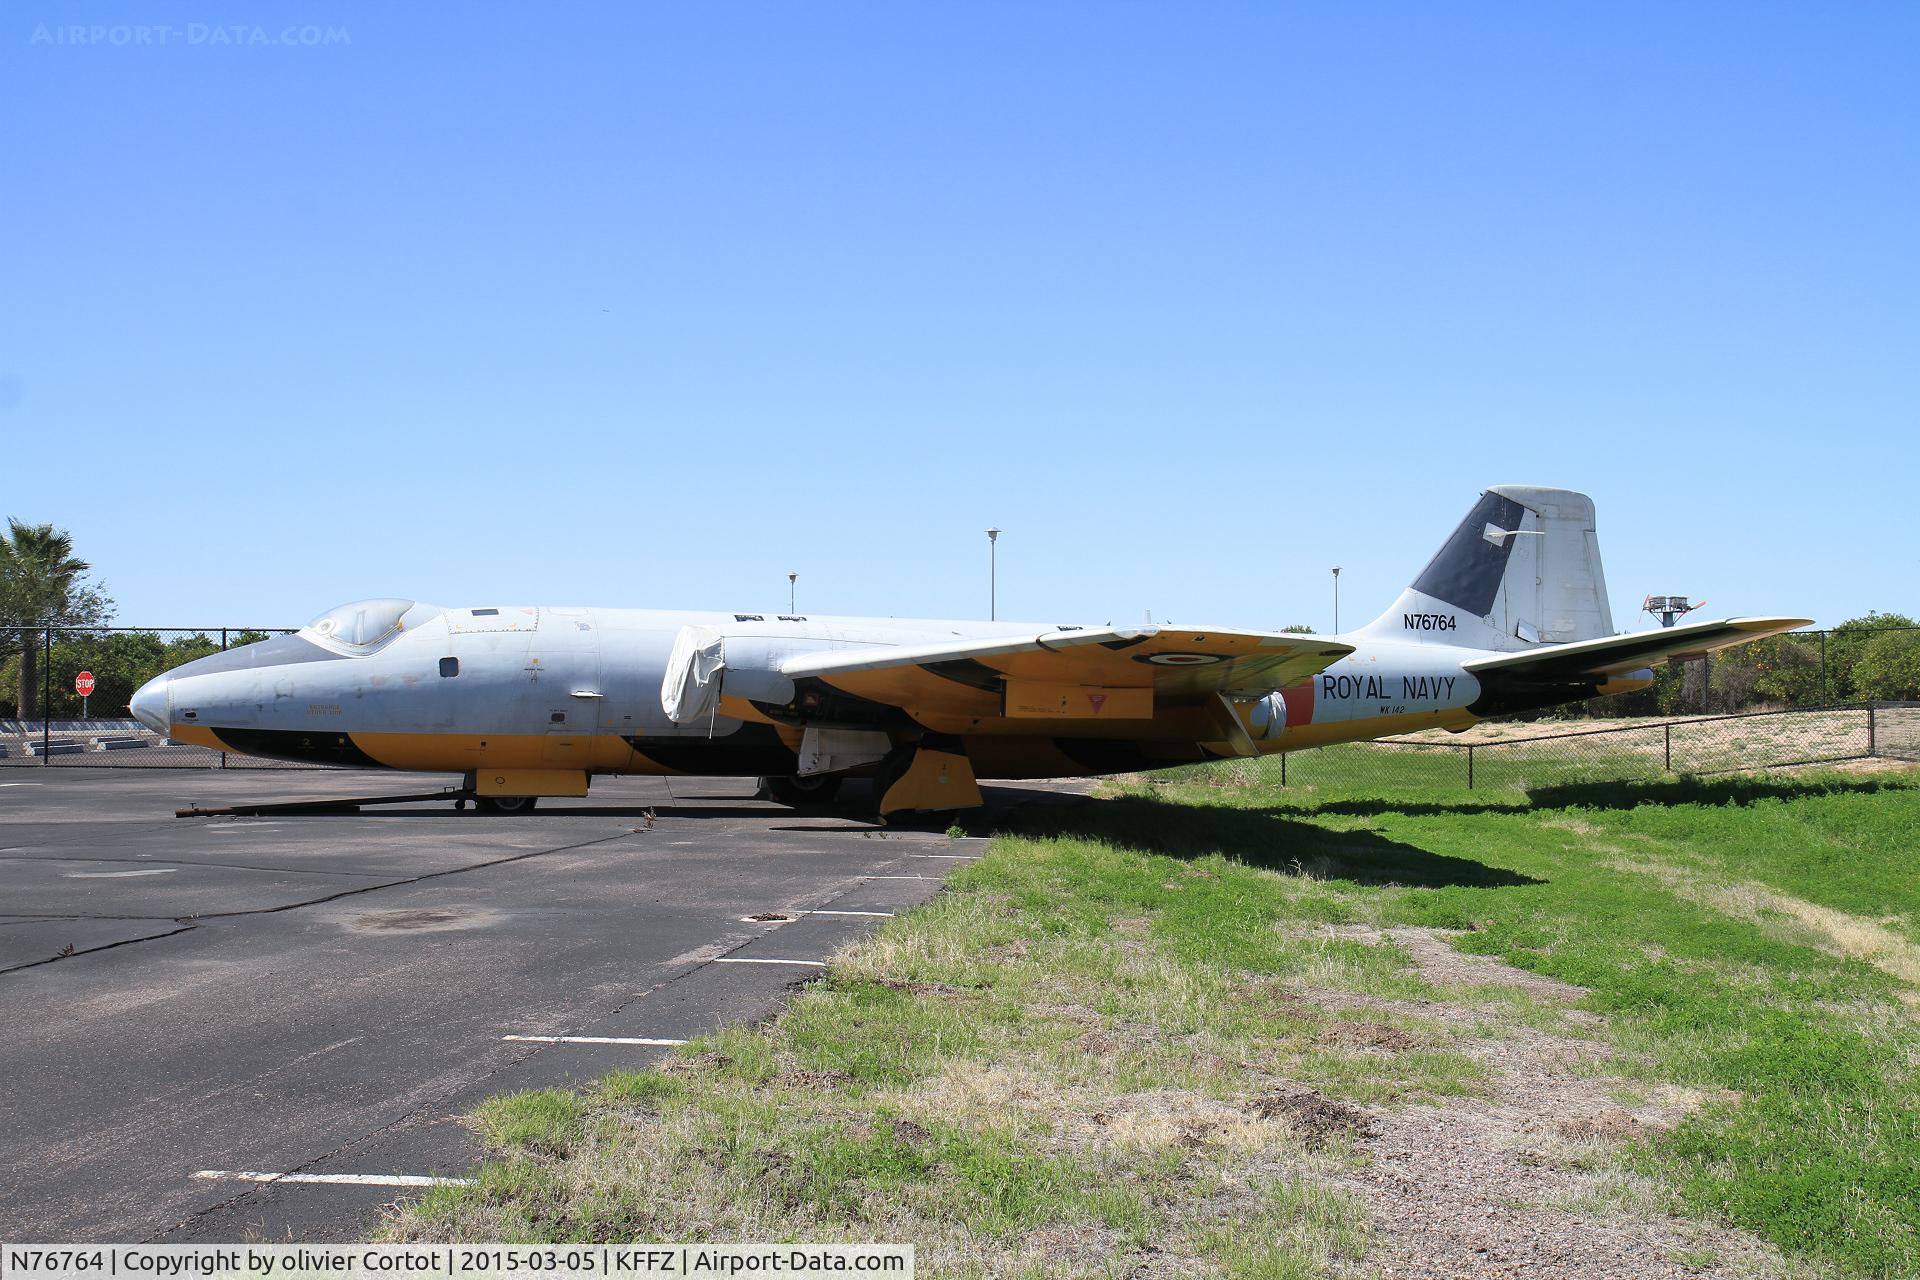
[1362,486,1614,651]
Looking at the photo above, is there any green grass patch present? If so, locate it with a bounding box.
[390,763,1920,1278]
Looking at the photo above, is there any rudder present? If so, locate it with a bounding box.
[1363,486,1614,651]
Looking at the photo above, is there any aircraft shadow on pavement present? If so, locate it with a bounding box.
[1007,793,1540,890]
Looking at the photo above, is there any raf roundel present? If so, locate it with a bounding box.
[1135,653,1228,666]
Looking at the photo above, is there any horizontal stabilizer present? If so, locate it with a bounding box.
[1460,617,1812,681]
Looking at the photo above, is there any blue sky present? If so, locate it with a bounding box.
[3,3,1914,632]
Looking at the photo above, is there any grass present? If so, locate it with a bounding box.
[389,764,1920,1278]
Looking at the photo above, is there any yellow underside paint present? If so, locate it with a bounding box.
[349,731,638,772]
[1264,708,1479,751]
[878,744,983,814]
[475,769,590,798]
[1002,680,1154,719]
[175,705,1483,788]
[170,725,227,750]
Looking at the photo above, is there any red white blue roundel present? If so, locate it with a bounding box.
[1135,653,1227,666]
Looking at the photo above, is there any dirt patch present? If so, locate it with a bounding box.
[1320,924,1592,1005]
[874,977,968,997]
[765,1068,852,1090]
[1558,1107,1665,1141]
[1315,1020,1417,1052]
[1249,1087,1374,1147]
[1312,926,1801,1279]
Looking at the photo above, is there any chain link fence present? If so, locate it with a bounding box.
[1250,702,1920,794]
[1567,625,1920,719]
[0,626,332,770]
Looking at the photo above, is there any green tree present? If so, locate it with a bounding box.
[0,520,114,720]
[1825,612,1918,701]
[1852,629,1920,701]
[1709,634,1821,710]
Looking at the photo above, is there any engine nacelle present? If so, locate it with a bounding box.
[1246,691,1286,741]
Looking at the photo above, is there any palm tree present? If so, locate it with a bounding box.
[0,521,91,720]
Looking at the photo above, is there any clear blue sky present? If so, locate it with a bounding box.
[4,3,1914,632]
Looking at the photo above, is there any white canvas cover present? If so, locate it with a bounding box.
[661,625,728,725]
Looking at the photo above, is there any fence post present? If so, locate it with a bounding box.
[1819,630,1828,705]
[41,626,51,765]
[1664,722,1671,772]
[1868,703,1877,758]
[1467,744,1475,789]
[1280,752,1286,787]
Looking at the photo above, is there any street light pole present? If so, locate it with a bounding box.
[986,528,1001,620]
[1331,566,1341,634]
[787,572,797,614]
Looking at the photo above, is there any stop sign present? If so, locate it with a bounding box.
[75,671,96,697]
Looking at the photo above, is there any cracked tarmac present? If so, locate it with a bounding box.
[0,768,1033,1242]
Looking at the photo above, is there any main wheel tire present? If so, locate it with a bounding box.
[759,774,844,807]
[475,794,539,814]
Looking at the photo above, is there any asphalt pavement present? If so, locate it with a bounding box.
[0,768,1052,1242]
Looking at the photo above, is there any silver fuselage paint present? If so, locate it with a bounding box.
[130,602,1503,776]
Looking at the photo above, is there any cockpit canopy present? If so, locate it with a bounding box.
[299,598,441,655]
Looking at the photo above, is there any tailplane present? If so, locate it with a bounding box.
[1362,486,1613,651]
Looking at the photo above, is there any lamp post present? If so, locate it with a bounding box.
[787,572,797,614]
[1331,566,1341,634]
[986,528,1001,620]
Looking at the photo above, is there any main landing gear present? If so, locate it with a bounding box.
[473,794,539,815]
[757,774,845,807]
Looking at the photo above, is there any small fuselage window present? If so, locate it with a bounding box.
[439,657,460,678]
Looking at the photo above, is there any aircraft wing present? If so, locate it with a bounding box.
[778,625,1354,715]
[1459,617,1812,682]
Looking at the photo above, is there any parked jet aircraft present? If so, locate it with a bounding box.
[130,487,1806,818]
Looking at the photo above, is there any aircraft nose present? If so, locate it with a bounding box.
[130,674,170,735]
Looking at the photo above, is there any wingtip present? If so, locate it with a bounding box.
[1727,616,1815,632]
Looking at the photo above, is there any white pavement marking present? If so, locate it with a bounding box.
[0,782,44,787]
[865,875,936,880]
[713,957,827,967]
[193,1170,473,1188]
[908,853,980,859]
[502,1035,687,1046]
[740,909,896,924]
[65,868,179,878]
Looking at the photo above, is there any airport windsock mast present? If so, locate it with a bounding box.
[1643,595,1704,629]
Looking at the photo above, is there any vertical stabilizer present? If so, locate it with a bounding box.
[1362,486,1614,651]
